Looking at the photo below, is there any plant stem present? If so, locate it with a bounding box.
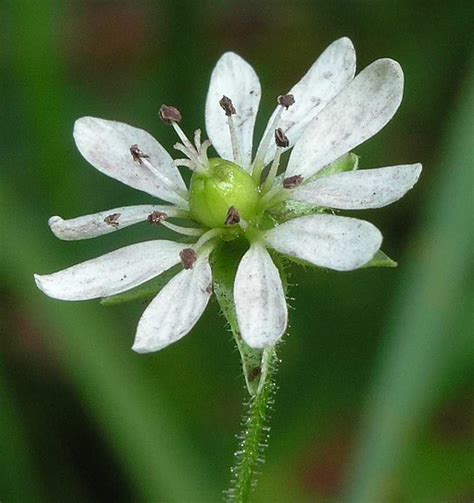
[225,347,278,502]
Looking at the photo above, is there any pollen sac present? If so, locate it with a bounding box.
[189,158,259,228]
[219,95,236,116]
[283,175,304,189]
[147,211,168,224]
[180,248,197,269]
[274,128,289,148]
[277,94,295,109]
[225,206,241,226]
[104,213,121,228]
[159,104,182,124]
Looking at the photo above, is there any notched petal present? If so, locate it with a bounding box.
[287,58,404,179]
[234,243,287,348]
[48,205,186,240]
[291,163,422,209]
[73,117,187,206]
[34,240,186,300]
[132,255,212,353]
[205,52,261,170]
[264,214,383,271]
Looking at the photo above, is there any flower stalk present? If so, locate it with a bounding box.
[225,347,278,503]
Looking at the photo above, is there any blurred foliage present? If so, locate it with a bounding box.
[1,1,473,502]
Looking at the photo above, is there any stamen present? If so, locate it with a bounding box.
[130,144,150,164]
[137,156,189,201]
[219,95,242,166]
[283,175,304,189]
[224,206,240,226]
[262,150,282,194]
[252,94,295,181]
[274,128,289,148]
[159,104,211,174]
[148,210,202,234]
[180,248,197,269]
[277,94,295,109]
[219,95,236,116]
[160,220,205,237]
[159,104,182,124]
[147,211,168,224]
[104,213,121,228]
[194,228,225,251]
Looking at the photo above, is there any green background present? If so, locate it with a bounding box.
[1,1,472,501]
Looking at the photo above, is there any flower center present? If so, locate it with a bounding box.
[189,158,259,228]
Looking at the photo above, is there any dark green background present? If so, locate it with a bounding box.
[1,1,473,502]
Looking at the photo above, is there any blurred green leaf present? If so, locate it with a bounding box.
[0,359,45,503]
[344,58,474,502]
[1,182,218,503]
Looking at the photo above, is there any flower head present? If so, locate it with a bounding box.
[35,38,421,353]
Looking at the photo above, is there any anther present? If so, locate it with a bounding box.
[159,104,182,124]
[274,128,289,148]
[224,206,241,226]
[277,94,295,109]
[130,144,150,164]
[283,175,304,189]
[180,248,197,269]
[219,95,236,116]
[147,211,168,224]
[104,213,121,228]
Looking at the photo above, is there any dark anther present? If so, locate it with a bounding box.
[147,211,168,224]
[104,213,121,228]
[283,175,304,189]
[224,206,240,226]
[277,94,295,109]
[180,248,197,269]
[274,128,289,148]
[205,283,213,294]
[159,104,182,124]
[130,144,150,164]
[219,95,236,116]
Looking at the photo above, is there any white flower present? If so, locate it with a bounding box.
[35,38,421,352]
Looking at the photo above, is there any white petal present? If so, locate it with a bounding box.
[34,240,186,301]
[49,205,189,240]
[286,59,404,179]
[264,215,382,271]
[205,52,261,170]
[74,117,188,206]
[259,37,356,165]
[290,163,422,209]
[234,243,287,349]
[132,255,212,353]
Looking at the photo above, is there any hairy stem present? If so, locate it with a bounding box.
[225,347,278,502]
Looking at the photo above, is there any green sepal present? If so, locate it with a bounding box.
[268,199,326,224]
[100,265,181,306]
[308,152,359,181]
[362,249,398,268]
[211,240,270,396]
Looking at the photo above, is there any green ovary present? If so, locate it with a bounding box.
[189,158,260,228]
